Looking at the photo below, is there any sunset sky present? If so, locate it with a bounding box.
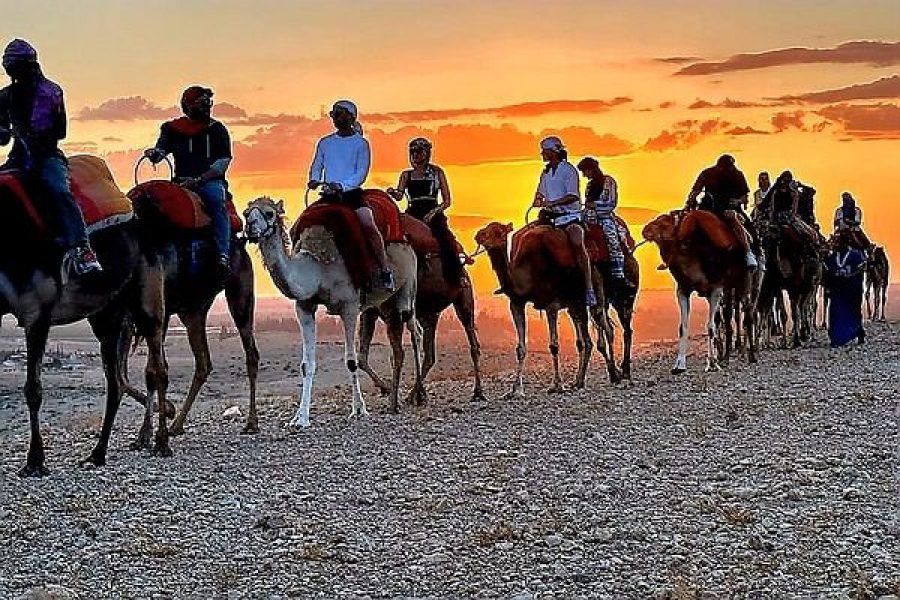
[4,0,900,295]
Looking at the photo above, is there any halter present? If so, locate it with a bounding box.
[245,205,279,241]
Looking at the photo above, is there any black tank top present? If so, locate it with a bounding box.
[406,167,439,203]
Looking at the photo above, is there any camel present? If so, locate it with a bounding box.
[474,221,614,398]
[865,246,889,321]
[758,223,822,347]
[642,211,758,373]
[118,179,260,441]
[243,196,423,425]
[357,214,485,402]
[0,161,168,476]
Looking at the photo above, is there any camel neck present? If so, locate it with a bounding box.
[258,225,313,301]
[486,245,515,295]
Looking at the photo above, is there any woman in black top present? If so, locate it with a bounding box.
[388,137,463,285]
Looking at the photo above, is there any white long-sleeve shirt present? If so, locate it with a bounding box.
[308,132,371,191]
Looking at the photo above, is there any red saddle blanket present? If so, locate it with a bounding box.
[0,154,133,236]
[127,180,242,232]
[677,210,739,251]
[511,224,579,270]
[290,189,406,288]
[400,214,469,262]
[585,216,635,262]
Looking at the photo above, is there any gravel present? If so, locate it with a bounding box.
[0,322,898,599]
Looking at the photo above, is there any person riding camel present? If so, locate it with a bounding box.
[144,85,233,282]
[387,137,464,286]
[534,136,596,307]
[686,154,758,269]
[751,171,771,221]
[577,156,628,284]
[833,191,871,250]
[308,100,394,291]
[0,38,102,277]
[765,170,819,253]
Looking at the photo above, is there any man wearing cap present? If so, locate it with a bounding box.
[145,85,233,281]
[577,156,627,284]
[686,154,759,269]
[308,100,394,290]
[534,136,596,307]
[0,38,102,277]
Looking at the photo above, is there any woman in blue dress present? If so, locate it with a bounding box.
[824,231,866,347]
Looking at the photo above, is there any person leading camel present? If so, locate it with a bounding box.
[577,156,628,285]
[686,154,758,269]
[823,231,866,347]
[533,136,596,307]
[388,137,464,286]
[308,100,394,291]
[144,85,233,283]
[0,38,102,277]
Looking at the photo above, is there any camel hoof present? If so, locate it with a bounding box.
[130,435,151,451]
[377,385,391,397]
[502,390,526,401]
[546,383,566,394]
[748,354,758,364]
[80,452,106,468]
[18,464,49,478]
[471,390,487,402]
[571,380,586,391]
[152,443,173,458]
[705,364,722,373]
[671,367,686,375]
[289,418,311,429]
[169,423,185,437]
[241,421,260,435]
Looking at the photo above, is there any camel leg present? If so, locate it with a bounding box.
[131,313,170,452]
[407,312,438,405]
[546,307,564,394]
[83,309,127,468]
[790,292,803,348]
[19,316,50,477]
[385,315,405,413]
[569,309,593,390]
[342,307,367,420]
[148,329,171,458]
[406,312,428,407]
[225,260,261,435]
[453,289,486,402]
[705,288,724,372]
[292,305,317,428]
[672,287,691,374]
[865,280,873,320]
[744,295,758,364]
[617,298,634,379]
[170,310,212,437]
[720,295,733,364]
[357,308,391,395]
[507,300,527,400]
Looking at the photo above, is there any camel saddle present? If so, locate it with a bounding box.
[290,189,406,289]
[400,213,472,264]
[585,216,635,262]
[0,154,133,239]
[127,180,243,233]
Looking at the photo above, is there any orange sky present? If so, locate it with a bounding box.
[4,1,900,295]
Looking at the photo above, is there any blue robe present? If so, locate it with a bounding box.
[824,249,865,347]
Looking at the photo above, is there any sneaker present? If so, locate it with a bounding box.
[377,269,396,291]
[585,288,598,307]
[64,245,103,277]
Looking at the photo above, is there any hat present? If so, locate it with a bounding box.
[181,85,213,109]
[2,39,37,65]
[540,136,564,152]
[332,100,358,119]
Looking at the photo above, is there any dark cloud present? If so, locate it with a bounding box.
[768,75,900,104]
[816,103,900,139]
[655,56,703,65]
[641,119,732,152]
[688,98,768,109]
[675,40,900,76]
[75,96,174,121]
[771,111,808,132]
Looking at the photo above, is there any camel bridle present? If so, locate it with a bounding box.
[245,205,279,242]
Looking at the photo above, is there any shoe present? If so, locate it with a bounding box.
[585,288,598,307]
[745,252,758,269]
[64,245,103,277]
[377,269,395,291]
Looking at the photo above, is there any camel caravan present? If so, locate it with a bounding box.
[0,38,891,476]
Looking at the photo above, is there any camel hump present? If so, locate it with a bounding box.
[585,217,636,262]
[127,179,242,233]
[678,209,738,251]
[511,224,577,270]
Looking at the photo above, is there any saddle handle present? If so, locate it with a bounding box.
[133,154,174,188]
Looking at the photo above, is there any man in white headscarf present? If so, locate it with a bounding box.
[534,135,596,307]
[308,100,393,290]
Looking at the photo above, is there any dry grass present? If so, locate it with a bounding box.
[472,522,521,547]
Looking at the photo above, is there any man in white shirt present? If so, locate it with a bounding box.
[751,171,771,220]
[533,136,596,307]
[308,100,393,290]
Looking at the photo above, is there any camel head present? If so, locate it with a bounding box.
[641,212,678,245]
[474,222,513,251]
[244,196,285,243]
